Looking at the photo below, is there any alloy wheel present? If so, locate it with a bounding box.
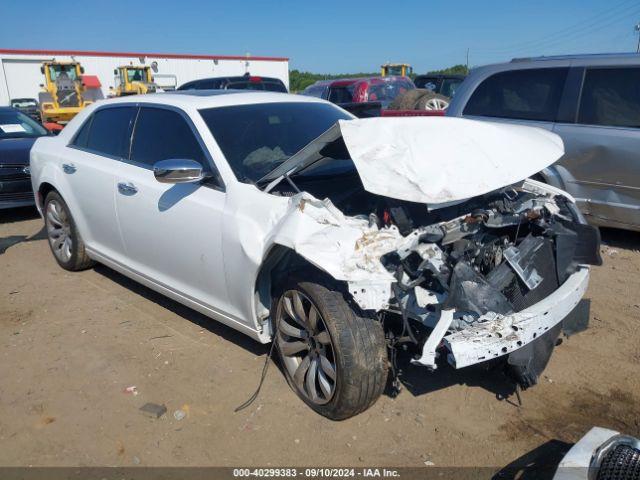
[45,199,73,263]
[424,97,449,110]
[276,290,337,405]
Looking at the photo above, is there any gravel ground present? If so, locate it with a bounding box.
[0,206,638,472]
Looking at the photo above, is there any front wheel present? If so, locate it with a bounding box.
[274,279,388,420]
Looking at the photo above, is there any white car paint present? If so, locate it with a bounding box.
[30,91,589,370]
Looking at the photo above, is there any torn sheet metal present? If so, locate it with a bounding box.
[266,193,403,309]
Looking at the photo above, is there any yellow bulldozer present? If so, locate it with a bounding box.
[112,65,159,96]
[38,61,103,125]
[381,63,413,77]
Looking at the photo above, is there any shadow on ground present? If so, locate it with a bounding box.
[0,206,39,224]
[94,265,269,358]
[600,227,640,250]
[493,439,572,479]
[0,228,46,255]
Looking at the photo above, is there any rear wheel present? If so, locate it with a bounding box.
[274,278,388,420]
[417,92,450,110]
[44,191,94,271]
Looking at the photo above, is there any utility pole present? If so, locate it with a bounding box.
[466,48,469,72]
[636,23,640,53]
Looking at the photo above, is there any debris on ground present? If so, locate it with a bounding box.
[139,403,167,419]
[173,409,186,421]
[123,386,138,396]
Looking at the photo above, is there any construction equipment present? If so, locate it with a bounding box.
[112,65,158,96]
[381,63,413,77]
[38,61,103,125]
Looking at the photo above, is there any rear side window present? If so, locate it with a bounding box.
[84,107,136,157]
[71,116,92,148]
[464,68,569,122]
[130,107,207,168]
[578,67,640,128]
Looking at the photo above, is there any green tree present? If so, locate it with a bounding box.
[425,64,469,76]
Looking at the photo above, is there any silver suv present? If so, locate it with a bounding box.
[447,53,640,232]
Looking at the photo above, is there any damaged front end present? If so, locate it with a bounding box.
[379,180,601,388]
[262,117,601,390]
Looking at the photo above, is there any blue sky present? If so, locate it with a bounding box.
[1,0,639,73]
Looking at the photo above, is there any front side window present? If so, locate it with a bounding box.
[199,102,351,183]
[130,107,207,168]
[83,107,137,158]
[464,68,568,121]
[578,67,640,128]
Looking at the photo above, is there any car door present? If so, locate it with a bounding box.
[65,106,136,262]
[113,105,234,319]
[553,66,640,228]
[461,67,570,132]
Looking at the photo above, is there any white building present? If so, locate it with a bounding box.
[0,48,290,105]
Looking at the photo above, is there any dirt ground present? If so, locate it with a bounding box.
[0,206,639,472]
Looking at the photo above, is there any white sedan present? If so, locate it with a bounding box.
[30,91,601,419]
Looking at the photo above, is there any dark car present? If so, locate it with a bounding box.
[0,107,49,209]
[413,74,466,98]
[177,74,288,92]
[10,98,42,123]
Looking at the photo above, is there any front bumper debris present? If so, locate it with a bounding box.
[442,267,589,369]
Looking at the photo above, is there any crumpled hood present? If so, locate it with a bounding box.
[263,117,564,205]
[341,117,564,204]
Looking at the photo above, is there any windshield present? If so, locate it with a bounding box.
[48,64,78,82]
[127,68,147,82]
[0,110,47,139]
[200,102,351,183]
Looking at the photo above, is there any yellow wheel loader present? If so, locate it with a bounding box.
[112,66,159,96]
[38,61,103,125]
[381,63,413,77]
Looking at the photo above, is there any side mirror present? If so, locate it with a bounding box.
[153,159,205,184]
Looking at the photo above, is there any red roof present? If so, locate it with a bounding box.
[0,48,288,62]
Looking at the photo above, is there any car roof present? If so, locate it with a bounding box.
[510,52,639,63]
[87,90,328,110]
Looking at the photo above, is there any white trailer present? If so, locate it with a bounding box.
[0,48,290,106]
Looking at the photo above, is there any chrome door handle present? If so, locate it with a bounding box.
[62,163,76,174]
[117,182,138,195]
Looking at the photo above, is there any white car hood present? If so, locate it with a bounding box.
[263,117,564,205]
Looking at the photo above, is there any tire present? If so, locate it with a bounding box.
[388,89,428,110]
[274,277,388,420]
[416,92,450,110]
[44,191,95,271]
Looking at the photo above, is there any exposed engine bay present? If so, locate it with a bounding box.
[270,172,601,389]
